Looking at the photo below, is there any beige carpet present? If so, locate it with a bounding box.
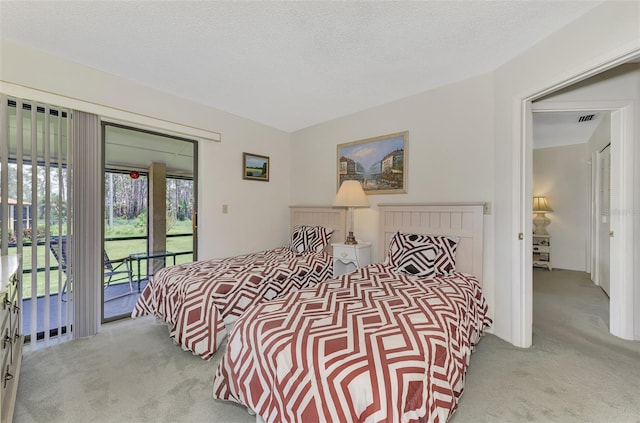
[14,269,640,422]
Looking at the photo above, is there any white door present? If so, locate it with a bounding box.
[598,144,611,297]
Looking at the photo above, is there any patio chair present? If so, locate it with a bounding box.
[49,236,134,301]
[103,252,134,296]
[49,236,70,300]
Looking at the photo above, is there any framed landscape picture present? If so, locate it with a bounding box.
[336,131,408,194]
[243,152,269,181]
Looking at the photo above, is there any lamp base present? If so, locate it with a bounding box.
[344,231,358,245]
[533,213,550,235]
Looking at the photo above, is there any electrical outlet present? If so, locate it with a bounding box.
[222,204,228,214]
[483,202,492,215]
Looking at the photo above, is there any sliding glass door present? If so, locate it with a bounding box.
[1,96,73,344]
[102,123,197,321]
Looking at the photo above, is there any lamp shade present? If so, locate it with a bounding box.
[532,196,552,212]
[333,180,369,207]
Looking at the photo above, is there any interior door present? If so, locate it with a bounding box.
[598,144,611,297]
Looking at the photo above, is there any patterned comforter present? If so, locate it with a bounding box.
[131,247,332,360]
[212,263,491,422]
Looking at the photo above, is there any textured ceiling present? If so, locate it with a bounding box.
[1,0,604,133]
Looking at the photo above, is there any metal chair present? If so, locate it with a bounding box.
[103,251,134,298]
[49,236,71,300]
[49,236,134,301]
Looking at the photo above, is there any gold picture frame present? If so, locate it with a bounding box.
[243,152,270,182]
[337,131,408,194]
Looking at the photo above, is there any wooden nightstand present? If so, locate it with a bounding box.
[332,242,372,277]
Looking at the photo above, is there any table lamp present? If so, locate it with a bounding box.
[532,196,553,235]
[333,180,369,244]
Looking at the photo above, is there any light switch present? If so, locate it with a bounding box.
[222,204,229,214]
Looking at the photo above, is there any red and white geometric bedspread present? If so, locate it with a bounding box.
[212,263,491,423]
[131,247,332,360]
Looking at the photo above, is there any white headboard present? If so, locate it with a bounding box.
[289,206,347,253]
[378,203,484,283]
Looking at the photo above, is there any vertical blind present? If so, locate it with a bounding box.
[0,95,73,346]
[71,111,102,338]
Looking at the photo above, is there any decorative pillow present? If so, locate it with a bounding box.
[384,232,404,266]
[289,225,307,253]
[395,242,440,277]
[289,225,334,253]
[385,232,459,275]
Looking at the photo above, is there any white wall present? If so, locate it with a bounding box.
[492,0,639,345]
[291,0,640,347]
[533,143,590,271]
[0,39,293,259]
[589,113,612,153]
[291,74,496,321]
[539,63,640,105]
[264,1,640,345]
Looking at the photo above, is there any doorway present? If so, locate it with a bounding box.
[524,60,638,342]
[102,123,198,321]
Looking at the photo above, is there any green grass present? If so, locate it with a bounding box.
[10,219,194,298]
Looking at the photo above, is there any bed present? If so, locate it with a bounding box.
[131,206,346,360]
[212,203,492,422]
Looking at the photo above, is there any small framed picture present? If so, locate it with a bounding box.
[243,152,270,181]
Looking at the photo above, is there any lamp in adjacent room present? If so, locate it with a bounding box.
[333,180,370,244]
[532,196,553,235]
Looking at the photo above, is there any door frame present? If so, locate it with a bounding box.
[593,142,611,293]
[523,96,636,341]
[100,122,199,322]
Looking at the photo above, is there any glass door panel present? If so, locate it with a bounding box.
[166,176,194,265]
[102,123,197,322]
[103,170,148,320]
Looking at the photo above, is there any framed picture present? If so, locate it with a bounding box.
[243,152,270,181]
[337,131,408,194]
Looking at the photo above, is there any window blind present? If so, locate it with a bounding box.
[0,95,74,347]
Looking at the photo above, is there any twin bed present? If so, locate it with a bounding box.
[132,206,346,359]
[134,203,491,422]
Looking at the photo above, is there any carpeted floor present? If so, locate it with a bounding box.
[14,269,640,422]
[450,269,640,423]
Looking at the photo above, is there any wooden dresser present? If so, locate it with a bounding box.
[0,255,23,423]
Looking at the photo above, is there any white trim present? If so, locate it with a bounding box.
[520,68,638,344]
[516,100,533,348]
[591,150,600,285]
[0,81,221,143]
[609,107,635,339]
[531,100,634,112]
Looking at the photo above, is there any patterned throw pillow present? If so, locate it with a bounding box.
[385,232,459,275]
[289,225,334,253]
[384,232,404,266]
[289,225,308,253]
[396,242,440,277]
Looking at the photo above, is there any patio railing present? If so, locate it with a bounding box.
[8,234,193,298]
